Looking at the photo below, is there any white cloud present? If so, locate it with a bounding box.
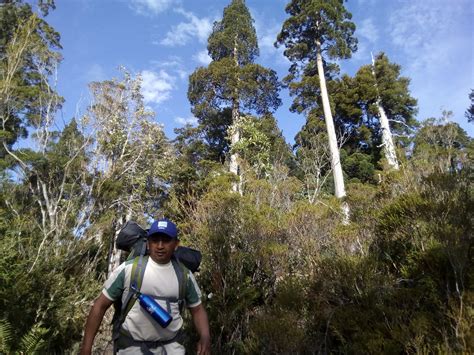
[152,57,182,68]
[252,10,289,66]
[130,0,176,15]
[388,0,462,70]
[85,63,106,82]
[175,116,198,125]
[176,69,188,80]
[160,8,213,46]
[357,18,378,44]
[193,49,212,65]
[150,56,189,80]
[258,25,279,54]
[357,0,376,5]
[386,0,473,134]
[351,41,370,63]
[140,69,175,105]
[351,18,378,62]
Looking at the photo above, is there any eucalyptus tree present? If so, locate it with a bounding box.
[276,0,357,202]
[354,53,418,169]
[87,70,172,274]
[188,0,281,193]
[0,1,62,167]
[294,116,331,203]
[412,111,471,175]
[0,4,90,273]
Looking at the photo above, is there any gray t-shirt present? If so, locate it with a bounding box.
[103,257,202,341]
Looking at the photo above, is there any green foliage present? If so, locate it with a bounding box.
[412,113,471,175]
[371,171,473,351]
[1,2,472,354]
[0,318,14,353]
[0,217,103,352]
[182,163,472,353]
[188,0,282,179]
[276,0,357,115]
[0,318,49,354]
[344,152,376,183]
[246,277,312,354]
[466,89,474,123]
[276,0,357,62]
[354,52,418,148]
[0,1,63,161]
[207,0,258,65]
[231,115,271,177]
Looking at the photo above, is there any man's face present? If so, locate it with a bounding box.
[147,234,178,264]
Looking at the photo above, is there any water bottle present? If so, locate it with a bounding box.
[131,285,172,328]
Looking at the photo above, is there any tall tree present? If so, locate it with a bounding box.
[87,69,172,274]
[276,0,357,202]
[354,53,417,169]
[0,1,62,166]
[328,74,379,183]
[188,0,281,193]
[370,53,398,169]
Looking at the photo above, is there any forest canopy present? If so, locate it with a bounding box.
[0,0,472,353]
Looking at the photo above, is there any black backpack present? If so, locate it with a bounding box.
[116,220,202,272]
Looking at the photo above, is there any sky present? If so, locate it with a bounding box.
[44,0,474,144]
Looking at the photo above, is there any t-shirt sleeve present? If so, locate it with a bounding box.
[102,263,126,301]
[185,271,202,308]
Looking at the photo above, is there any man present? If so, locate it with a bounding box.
[80,218,211,355]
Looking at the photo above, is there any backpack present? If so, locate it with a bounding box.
[111,220,202,346]
[116,220,202,272]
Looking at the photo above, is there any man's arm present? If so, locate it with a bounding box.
[80,293,114,355]
[189,304,211,355]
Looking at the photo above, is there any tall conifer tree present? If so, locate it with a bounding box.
[188,0,281,193]
[276,0,357,202]
[354,53,417,169]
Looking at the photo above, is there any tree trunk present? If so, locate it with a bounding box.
[107,216,124,276]
[229,100,241,193]
[315,42,346,199]
[230,37,242,194]
[377,101,399,170]
[371,55,399,170]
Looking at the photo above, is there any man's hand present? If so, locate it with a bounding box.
[80,293,113,355]
[189,304,211,355]
[197,335,211,355]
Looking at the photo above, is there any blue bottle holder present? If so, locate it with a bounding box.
[131,285,172,328]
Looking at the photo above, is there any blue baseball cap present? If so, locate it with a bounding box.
[147,218,178,239]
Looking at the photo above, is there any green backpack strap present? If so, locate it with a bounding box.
[119,254,149,326]
[171,257,188,312]
[112,255,148,353]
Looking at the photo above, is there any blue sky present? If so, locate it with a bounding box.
[46,0,473,144]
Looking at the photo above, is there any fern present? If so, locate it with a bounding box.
[18,323,48,354]
[0,319,48,354]
[0,319,14,354]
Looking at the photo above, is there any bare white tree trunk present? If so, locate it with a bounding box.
[316,42,346,200]
[230,98,241,193]
[107,228,122,277]
[371,54,399,170]
[377,101,399,170]
[230,37,242,194]
[107,213,130,276]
